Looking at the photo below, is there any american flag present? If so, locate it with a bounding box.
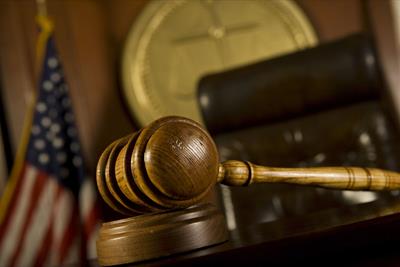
[0,16,99,266]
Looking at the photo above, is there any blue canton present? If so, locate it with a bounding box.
[26,37,85,195]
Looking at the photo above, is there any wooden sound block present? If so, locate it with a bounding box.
[97,203,228,266]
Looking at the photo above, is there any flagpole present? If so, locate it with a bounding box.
[35,0,53,74]
[0,0,52,223]
[36,0,47,17]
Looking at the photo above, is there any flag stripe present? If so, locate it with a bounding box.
[80,179,95,218]
[14,178,58,267]
[0,15,100,266]
[0,164,27,242]
[58,202,80,264]
[38,188,70,267]
[33,185,64,267]
[84,203,99,241]
[63,234,81,265]
[54,191,74,251]
[33,219,53,267]
[0,166,37,266]
[42,190,74,266]
[84,203,100,259]
[9,169,48,267]
[79,178,99,259]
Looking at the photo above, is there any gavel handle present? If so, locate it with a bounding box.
[217,160,400,191]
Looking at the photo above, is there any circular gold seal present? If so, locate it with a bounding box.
[122,0,318,126]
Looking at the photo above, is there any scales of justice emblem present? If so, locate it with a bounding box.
[121,0,317,126]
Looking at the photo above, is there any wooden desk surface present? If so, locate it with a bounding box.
[86,197,400,266]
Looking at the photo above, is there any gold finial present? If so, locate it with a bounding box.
[36,0,47,17]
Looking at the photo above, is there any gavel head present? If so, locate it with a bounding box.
[96,116,219,215]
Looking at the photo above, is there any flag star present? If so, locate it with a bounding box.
[38,153,49,165]
[46,131,55,141]
[7,28,101,259]
[54,88,62,98]
[41,117,51,128]
[70,142,80,152]
[43,80,54,91]
[49,109,58,119]
[47,95,56,105]
[58,86,66,95]
[73,156,82,167]
[64,112,74,123]
[56,152,67,164]
[31,125,41,135]
[62,98,71,108]
[56,87,65,99]
[34,139,46,150]
[36,102,47,113]
[50,123,61,133]
[52,137,64,149]
[47,57,59,69]
[67,127,77,137]
[50,72,61,83]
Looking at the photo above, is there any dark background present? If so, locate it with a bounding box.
[1,1,400,265]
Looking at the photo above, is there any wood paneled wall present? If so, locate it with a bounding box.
[0,0,398,219]
[0,129,6,194]
[0,0,365,170]
[0,0,148,171]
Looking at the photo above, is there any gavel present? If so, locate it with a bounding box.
[97,34,392,266]
[97,116,400,215]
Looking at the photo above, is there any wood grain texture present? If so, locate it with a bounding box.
[132,116,219,210]
[114,130,157,213]
[96,116,219,215]
[97,116,400,216]
[96,135,133,215]
[0,0,364,166]
[219,160,400,190]
[0,0,145,171]
[143,120,218,202]
[96,203,228,266]
[1,0,391,223]
[198,34,380,134]
[0,0,148,221]
[298,0,363,42]
[367,0,400,129]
